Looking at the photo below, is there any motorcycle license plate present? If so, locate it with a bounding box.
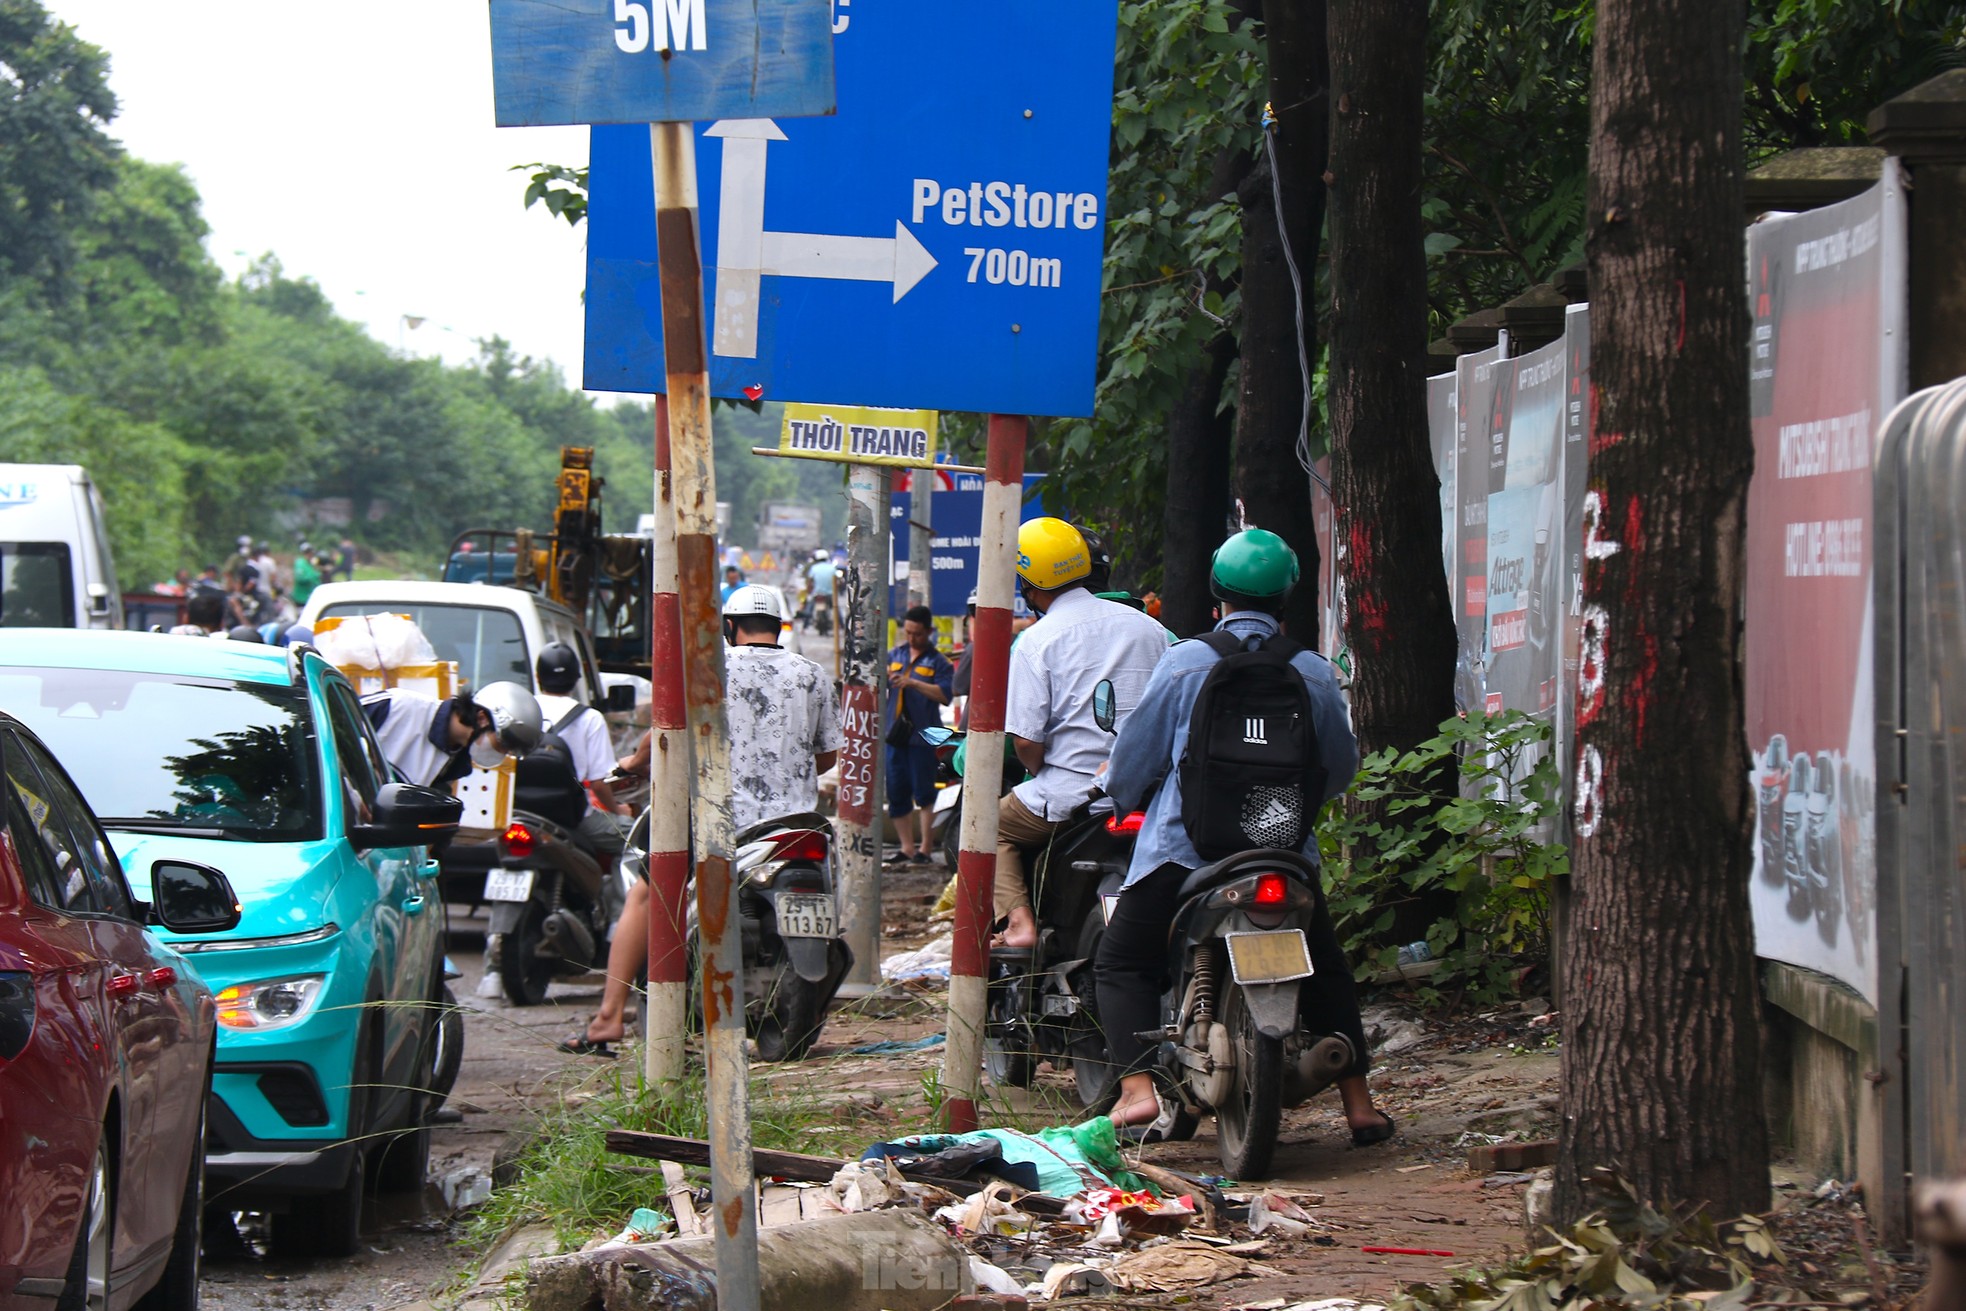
[1225,930,1314,985]
[484,869,535,903]
[776,892,837,939]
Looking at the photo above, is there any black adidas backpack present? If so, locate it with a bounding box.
[1178,631,1326,860]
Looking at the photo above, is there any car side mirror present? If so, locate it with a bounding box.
[1093,679,1118,734]
[603,683,637,713]
[150,861,242,934]
[350,782,464,851]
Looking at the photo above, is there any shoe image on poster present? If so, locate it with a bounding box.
[1782,752,1813,921]
[1754,735,1790,889]
[1806,754,1842,947]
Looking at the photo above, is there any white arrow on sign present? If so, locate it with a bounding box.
[706,118,938,359]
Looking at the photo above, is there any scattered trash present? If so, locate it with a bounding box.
[850,1032,947,1054]
[1396,1163,1434,1173]
[1483,1171,1536,1188]
[865,1116,1148,1199]
[438,1166,492,1210]
[1041,1262,1115,1298]
[882,932,954,981]
[968,1254,1022,1294]
[934,1182,1032,1237]
[1247,1192,1318,1238]
[595,1206,672,1248]
[828,1158,910,1213]
[1375,1018,1429,1055]
[1107,1239,1255,1291]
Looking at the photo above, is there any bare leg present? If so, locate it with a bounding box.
[914,809,934,860]
[897,809,919,861]
[585,880,648,1044]
[995,904,1039,950]
[1337,1074,1393,1136]
[1111,1071,1160,1125]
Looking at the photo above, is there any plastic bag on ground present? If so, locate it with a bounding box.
[881,932,954,981]
[866,1116,1151,1199]
[827,1159,907,1212]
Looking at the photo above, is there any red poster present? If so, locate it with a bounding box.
[837,683,880,827]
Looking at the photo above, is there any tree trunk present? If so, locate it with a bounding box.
[1555,0,1768,1222]
[1161,145,1250,640]
[1233,0,1328,643]
[1326,0,1457,760]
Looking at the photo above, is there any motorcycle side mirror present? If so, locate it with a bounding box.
[1093,679,1118,734]
[917,726,956,748]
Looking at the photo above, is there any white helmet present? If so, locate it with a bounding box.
[468,681,543,767]
[722,583,785,620]
[813,548,830,562]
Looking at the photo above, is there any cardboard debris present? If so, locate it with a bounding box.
[1108,1239,1256,1291]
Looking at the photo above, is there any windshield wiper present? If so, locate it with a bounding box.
[94,818,241,839]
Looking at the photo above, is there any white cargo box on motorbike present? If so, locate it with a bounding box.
[312,611,516,838]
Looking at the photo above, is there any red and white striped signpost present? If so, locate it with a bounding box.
[644,394,690,1085]
[939,413,1027,1132]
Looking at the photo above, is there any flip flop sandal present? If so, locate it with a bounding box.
[557,1033,618,1059]
[1350,1112,1397,1147]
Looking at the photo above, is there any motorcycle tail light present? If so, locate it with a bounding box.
[0,972,33,1062]
[1105,811,1146,835]
[500,822,535,858]
[771,831,829,863]
[1253,873,1290,907]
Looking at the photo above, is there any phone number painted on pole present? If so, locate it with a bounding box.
[487,0,834,127]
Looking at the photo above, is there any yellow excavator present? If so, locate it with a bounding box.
[442,446,653,677]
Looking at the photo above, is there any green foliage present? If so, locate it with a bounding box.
[0,0,120,298]
[1319,710,1568,1000]
[1043,0,1264,577]
[513,160,590,227]
[1745,0,1966,156]
[1392,1169,1782,1311]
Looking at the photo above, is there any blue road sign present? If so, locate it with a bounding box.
[583,0,1122,417]
[488,0,834,127]
[888,472,1046,619]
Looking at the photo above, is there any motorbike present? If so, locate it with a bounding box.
[624,810,854,1061]
[809,593,834,637]
[982,795,1143,1105]
[1106,847,1357,1179]
[485,809,615,1005]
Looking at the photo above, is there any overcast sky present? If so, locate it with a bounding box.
[46,1,600,388]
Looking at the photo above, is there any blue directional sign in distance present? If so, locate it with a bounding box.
[583,0,1122,417]
[488,0,835,127]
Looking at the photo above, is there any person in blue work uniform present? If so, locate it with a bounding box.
[885,604,954,866]
[1097,528,1394,1145]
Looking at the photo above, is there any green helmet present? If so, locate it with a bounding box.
[1210,529,1300,605]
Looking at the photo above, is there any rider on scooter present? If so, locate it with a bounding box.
[1098,529,1395,1145]
[994,518,1168,949]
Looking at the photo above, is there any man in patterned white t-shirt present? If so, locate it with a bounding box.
[562,584,839,1056]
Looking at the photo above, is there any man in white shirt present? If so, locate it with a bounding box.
[995,519,1168,949]
[532,643,632,847]
[562,586,839,1056]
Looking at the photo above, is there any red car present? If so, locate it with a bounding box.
[0,713,239,1309]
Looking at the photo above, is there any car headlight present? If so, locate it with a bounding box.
[214,975,328,1031]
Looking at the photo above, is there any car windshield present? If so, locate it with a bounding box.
[316,601,529,690]
[0,667,321,840]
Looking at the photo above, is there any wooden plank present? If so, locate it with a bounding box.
[659,1160,701,1235]
[609,1130,843,1183]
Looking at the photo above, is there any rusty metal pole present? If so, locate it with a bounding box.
[907,468,933,612]
[939,414,1025,1132]
[835,462,891,992]
[650,120,760,1310]
[645,394,690,1085]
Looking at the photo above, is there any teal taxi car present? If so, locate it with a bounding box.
[0,632,462,1258]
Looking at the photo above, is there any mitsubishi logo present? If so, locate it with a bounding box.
[1243,718,1268,745]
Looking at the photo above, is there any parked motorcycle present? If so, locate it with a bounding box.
[624,810,854,1061]
[485,810,614,1005]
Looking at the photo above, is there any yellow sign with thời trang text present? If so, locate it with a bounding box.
[779,403,938,468]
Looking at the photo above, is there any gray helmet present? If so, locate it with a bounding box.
[469,681,543,767]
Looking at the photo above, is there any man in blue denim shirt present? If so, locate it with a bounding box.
[1098,529,1393,1145]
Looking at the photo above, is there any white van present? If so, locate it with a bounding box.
[0,464,123,629]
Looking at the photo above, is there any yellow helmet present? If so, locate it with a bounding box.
[1016,517,1091,590]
